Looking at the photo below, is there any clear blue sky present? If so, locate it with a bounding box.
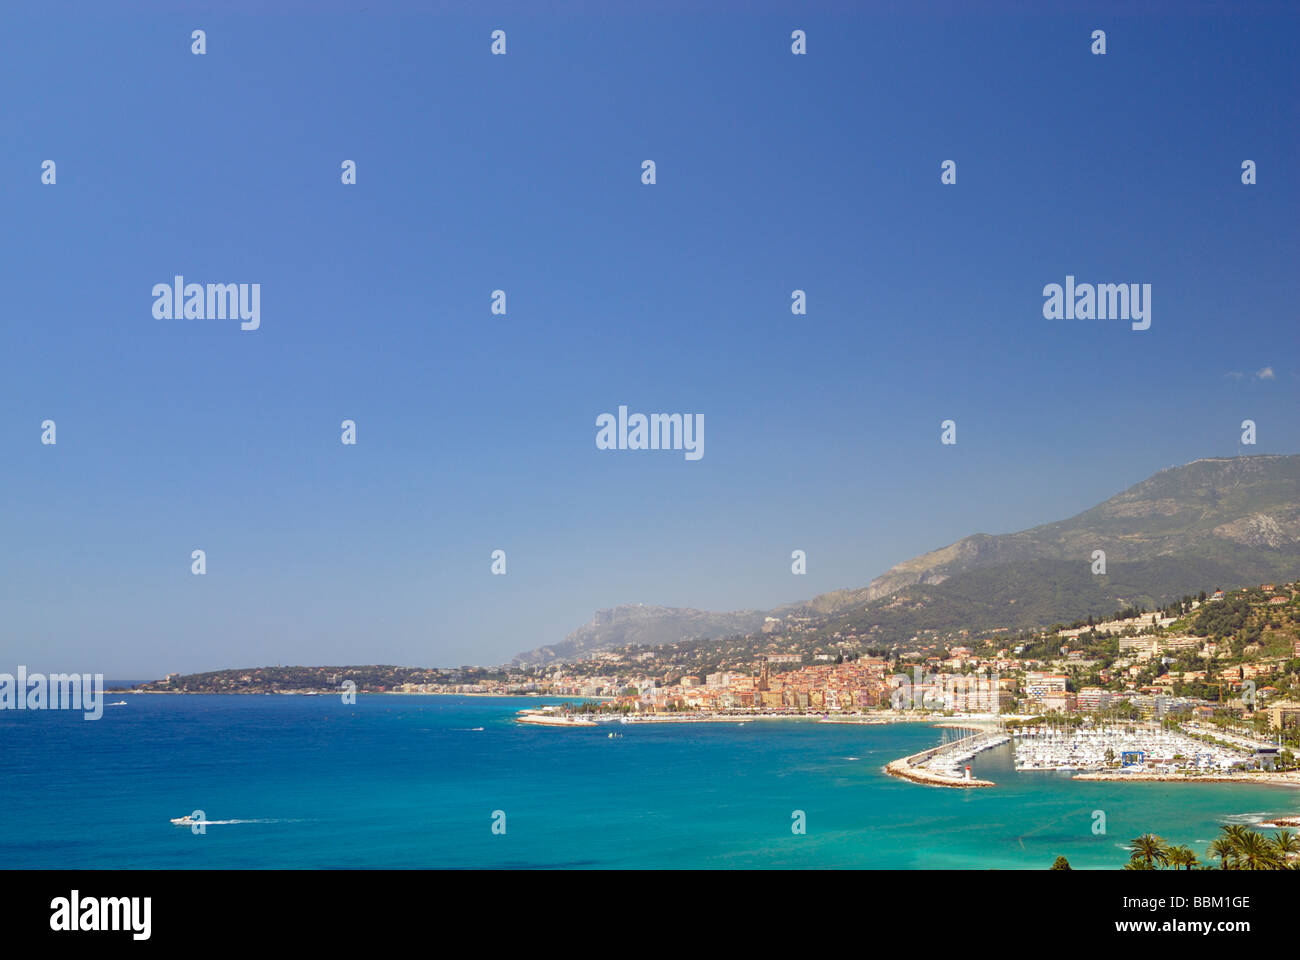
[2,1,1297,677]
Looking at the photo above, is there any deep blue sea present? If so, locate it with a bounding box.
[2,695,1295,869]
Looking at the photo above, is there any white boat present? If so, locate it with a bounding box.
[108,701,128,706]
[169,815,196,825]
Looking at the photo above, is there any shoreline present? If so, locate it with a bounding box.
[1072,770,1300,786]
[513,709,999,727]
[112,689,601,699]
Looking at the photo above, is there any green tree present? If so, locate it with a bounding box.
[1050,856,1071,870]
[1208,836,1237,870]
[1166,845,1198,870]
[1234,830,1283,871]
[1130,834,1169,869]
[1272,830,1300,857]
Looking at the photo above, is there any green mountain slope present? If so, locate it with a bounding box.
[521,455,1300,663]
[798,455,1300,618]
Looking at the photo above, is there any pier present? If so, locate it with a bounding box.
[886,728,1008,788]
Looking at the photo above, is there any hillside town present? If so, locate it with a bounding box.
[525,581,1296,717]
[138,581,1300,764]
[519,580,1300,782]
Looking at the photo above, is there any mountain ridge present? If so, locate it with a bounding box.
[512,455,1300,666]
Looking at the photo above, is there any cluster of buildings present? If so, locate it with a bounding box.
[389,580,1299,736]
[611,657,894,712]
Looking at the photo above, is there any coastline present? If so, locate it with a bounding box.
[512,708,995,727]
[113,689,599,699]
[515,710,812,726]
[1072,770,1300,786]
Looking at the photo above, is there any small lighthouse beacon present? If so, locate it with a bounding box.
[964,765,971,781]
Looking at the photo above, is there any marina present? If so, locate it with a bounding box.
[1011,723,1255,774]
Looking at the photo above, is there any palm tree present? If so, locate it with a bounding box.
[1272,830,1300,859]
[1234,830,1283,871]
[1166,845,1198,870]
[1130,833,1170,869]
[1208,835,1237,870]
[1223,824,1253,848]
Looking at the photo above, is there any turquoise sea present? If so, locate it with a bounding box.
[2,694,1296,869]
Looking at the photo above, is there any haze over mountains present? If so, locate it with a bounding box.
[512,455,1300,666]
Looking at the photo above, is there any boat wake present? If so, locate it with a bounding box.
[170,818,313,826]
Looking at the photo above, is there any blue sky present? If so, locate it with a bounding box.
[2,1,1297,677]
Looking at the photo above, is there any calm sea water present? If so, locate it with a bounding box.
[2,695,1294,869]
